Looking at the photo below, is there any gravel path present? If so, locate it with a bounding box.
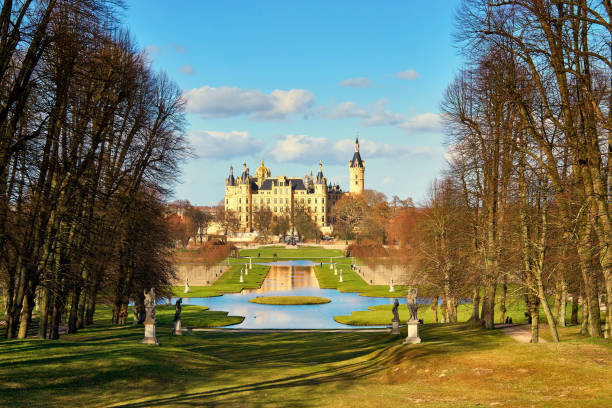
[497,324,548,343]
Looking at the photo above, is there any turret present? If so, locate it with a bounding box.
[349,135,365,194]
[315,161,325,184]
[240,161,249,184]
[226,165,235,186]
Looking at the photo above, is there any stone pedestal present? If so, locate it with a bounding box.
[142,320,159,345]
[184,282,190,293]
[339,273,343,283]
[174,319,182,336]
[334,268,338,276]
[389,284,394,292]
[240,273,244,283]
[404,320,421,344]
[391,319,400,335]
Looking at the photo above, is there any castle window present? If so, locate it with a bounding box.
[239,198,241,203]
[308,198,311,204]
[314,216,317,221]
[300,198,304,203]
[246,199,248,204]
[322,216,325,223]
[322,198,325,204]
[285,198,288,204]
[274,188,277,194]
[315,198,317,203]
[355,181,358,185]
[239,206,241,212]
[226,199,228,204]
[274,198,277,204]
[267,198,270,203]
[274,206,277,212]
[246,216,249,221]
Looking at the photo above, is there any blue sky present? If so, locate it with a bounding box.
[123,0,463,206]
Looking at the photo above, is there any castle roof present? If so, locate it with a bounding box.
[255,158,271,179]
[350,137,364,168]
[226,165,235,186]
[258,178,308,191]
[315,161,325,184]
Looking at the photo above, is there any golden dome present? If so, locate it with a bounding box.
[255,158,270,179]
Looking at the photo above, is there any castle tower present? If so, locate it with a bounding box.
[349,136,365,194]
[255,158,271,187]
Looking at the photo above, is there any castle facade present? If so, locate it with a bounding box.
[224,137,365,233]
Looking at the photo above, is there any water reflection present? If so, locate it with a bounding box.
[243,265,319,294]
[180,262,396,329]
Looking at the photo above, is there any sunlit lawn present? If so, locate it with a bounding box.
[172,263,271,297]
[239,245,345,260]
[1,319,610,407]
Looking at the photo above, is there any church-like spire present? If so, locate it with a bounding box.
[226,165,235,186]
[316,160,325,184]
[350,133,364,168]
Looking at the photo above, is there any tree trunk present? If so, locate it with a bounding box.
[530,300,540,343]
[557,279,567,327]
[38,287,50,339]
[570,296,579,325]
[499,281,507,324]
[431,296,439,323]
[580,294,589,335]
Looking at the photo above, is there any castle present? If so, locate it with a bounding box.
[224,137,365,234]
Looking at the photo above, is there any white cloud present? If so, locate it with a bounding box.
[268,134,434,165]
[396,69,419,80]
[178,64,196,75]
[188,131,265,159]
[328,99,442,133]
[398,113,444,133]
[329,101,369,119]
[183,86,314,121]
[339,77,372,88]
[144,43,187,56]
[361,99,406,126]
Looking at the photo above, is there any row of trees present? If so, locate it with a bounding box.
[1,1,188,338]
[390,0,610,341]
[336,1,611,341]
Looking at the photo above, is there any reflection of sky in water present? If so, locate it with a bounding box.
[178,262,397,329]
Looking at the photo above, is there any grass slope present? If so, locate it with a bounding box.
[314,263,408,297]
[94,304,244,328]
[239,246,344,260]
[1,318,610,407]
[173,264,271,298]
[249,296,331,305]
[335,304,473,326]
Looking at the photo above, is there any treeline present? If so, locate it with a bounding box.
[0,2,188,339]
[394,0,611,342]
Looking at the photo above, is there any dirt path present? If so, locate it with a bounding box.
[497,324,548,343]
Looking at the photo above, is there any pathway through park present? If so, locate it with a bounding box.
[498,324,547,343]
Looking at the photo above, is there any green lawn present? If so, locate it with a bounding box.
[239,245,345,260]
[249,296,331,305]
[335,304,474,326]
[314,263,409,297]
[94,304,243,328]
[1,316,610,407]
[173,263,271,297]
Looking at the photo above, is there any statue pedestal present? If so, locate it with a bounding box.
[142,320,159,345]
[389,284,394,292]
[404,320,421,344]
[174,319,182,336]
[391,319,400,335]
